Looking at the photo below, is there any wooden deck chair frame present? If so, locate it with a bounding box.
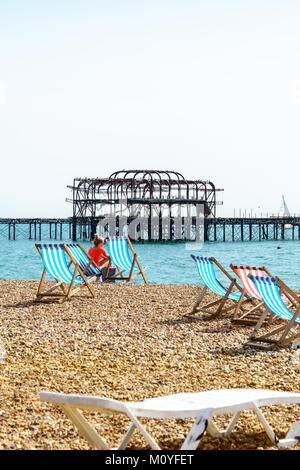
[35,244,96,304]
[187,256,253,321]
[104,236,149,284]
[230,265,275,326]
[246,276,300,350]
[39,388,300,450]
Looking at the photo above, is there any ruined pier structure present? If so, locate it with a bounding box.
[67,170,222,242]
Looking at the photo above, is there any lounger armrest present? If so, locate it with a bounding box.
[39,391,128,414]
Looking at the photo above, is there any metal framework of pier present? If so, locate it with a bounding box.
[67,170,223,241]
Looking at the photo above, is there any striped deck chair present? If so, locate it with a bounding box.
[246,275,300,350]
[105,236,148,284]
[187,255,251,320]
[230,265,274,326]
[63,243,101,278]
[35,244,96,303]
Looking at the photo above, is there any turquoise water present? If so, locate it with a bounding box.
[0,237,300,288]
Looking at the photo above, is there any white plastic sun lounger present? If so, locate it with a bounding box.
[40,388,300,450]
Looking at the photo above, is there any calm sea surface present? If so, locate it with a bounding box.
[0,233,300,288]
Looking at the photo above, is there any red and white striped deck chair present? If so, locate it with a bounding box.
[230,265,289,326]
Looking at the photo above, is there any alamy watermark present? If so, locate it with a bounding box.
[96,199,205,250]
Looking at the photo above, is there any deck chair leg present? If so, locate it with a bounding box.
[249,307,270,339]
[76,266,95,298]
[135,257,148,284]
[267,310,276,325]
[278,306,300,345]
[199,298,223,310]
[61,405,109,450]
[58,280,67,295]
[127,237,148,284]
[113,266,126,281]
[246,302,265,315]
[37,268,47,297]
[36,276,67,300]
[232,289,246,320]
[128,254,136,282]
[104,259,113,281]
[213,279,236,318]
[257,323,291,340]
[235,302,264,322]
[189,286,208,314]
[65,267,78,300]
[103,263,126,282]
[129,268,149,282]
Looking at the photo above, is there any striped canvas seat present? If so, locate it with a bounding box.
[192,256,242,301]
[246,275,300,350]
[187,255,247,320]
[64,244,101,277]
[35,244,96,302]
[232,266,267,300]
[249,276,300,323]
[232,266,289,302]
[230,265,289,326]
[107,236,139,272]
[38,244,94,284]
[105,236,148,283]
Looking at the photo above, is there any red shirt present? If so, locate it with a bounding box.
[88,246,108,266]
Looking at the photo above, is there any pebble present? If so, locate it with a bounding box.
[0,279,299,450]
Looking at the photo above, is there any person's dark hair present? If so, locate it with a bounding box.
[93,234,104,247]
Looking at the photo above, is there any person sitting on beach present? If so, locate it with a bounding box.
[88,234,110,268]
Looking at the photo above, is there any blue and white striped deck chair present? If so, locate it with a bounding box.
[35,244,96,303]
[105,236,148,284]
[188,255,249,320]
[64,243,101,278]
[246,275,300,350]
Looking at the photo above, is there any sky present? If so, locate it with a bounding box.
[1,0,300,218]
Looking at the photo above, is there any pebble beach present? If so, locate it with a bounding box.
[0,279,300,450]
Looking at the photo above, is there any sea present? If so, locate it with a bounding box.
[0,229,300,288]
